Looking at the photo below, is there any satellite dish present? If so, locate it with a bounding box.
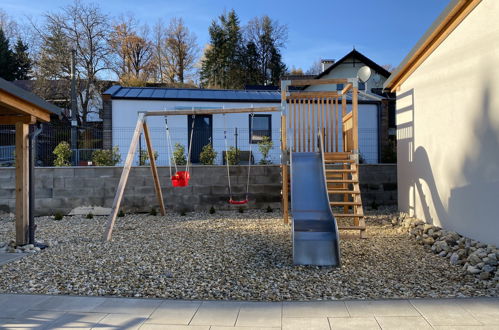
[357,66,372,83]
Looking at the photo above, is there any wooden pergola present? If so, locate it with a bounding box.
[0,78,61,245]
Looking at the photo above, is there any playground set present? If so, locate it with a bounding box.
[103,77,366,267]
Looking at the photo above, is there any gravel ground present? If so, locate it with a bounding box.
[0,209,497,301]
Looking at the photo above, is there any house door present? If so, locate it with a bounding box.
[188,115,212,163]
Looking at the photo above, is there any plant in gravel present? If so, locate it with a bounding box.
[53,212,63,221]
[150,208,157,216]
[92,146,121,166]
[266,205,273,213]
[238,206,244,213]
[200,143,217,165]
[53,141,71,166]
[118,210,125,217]
[172,143,187,165]
[258,136,273,164]
[86,213,94,219]
[209,206,216,214]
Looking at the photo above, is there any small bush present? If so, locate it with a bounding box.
[139,149,159,165]
[150,208,157,216]
[199,144,217,165]
[258,136,273,164]
[209,206,216,214]
[53,212,63,221]
[238,206,244,213]
[92,146,121,166]
[266,205,273,213]
[117,210,125,217]
[226,146,240,165]
[86,213,94,219]
[172,143,187,165]
[53,141,71,167]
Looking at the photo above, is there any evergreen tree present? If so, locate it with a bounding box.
[242,41,262,86]
[201,10,245,89]
[12,39,32,80]
[0,29,15,80]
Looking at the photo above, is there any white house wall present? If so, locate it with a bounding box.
[396,0,499,245]
[111,100,281,166]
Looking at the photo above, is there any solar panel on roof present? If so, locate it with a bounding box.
[151,89,166,98]
[125,88,141,97]
[138,89,154,98]
[114,88,130,97]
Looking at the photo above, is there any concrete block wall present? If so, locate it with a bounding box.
[0,164,396,216]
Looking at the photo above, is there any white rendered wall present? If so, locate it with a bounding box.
[396,0,499,245]
[111,100,281,165]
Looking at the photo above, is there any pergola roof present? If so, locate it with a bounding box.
[0,77,61,124]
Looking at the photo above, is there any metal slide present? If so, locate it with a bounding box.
[291,151,341,266]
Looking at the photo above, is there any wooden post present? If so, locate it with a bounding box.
[335,97,339,152]
[342,95,347,152]
[352,86,359,154]
[103,113,145,241]
[281,114,289,224]
[15,122,29,246]
[143,121,166,216]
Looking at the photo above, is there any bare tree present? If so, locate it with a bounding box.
[306,59,322,75]
[109,14,153,85]
[34,0,111,125]
[382,64,396,72]
[152,17,198,85]
[0,9,19,41]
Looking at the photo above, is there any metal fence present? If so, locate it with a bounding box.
[0,125,380,167]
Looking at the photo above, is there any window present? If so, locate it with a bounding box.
[249,114,271,144]
[337,83,344,91]
[359,82,366,90]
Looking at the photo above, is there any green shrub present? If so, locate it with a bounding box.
[226,146,240,165]
[139,149,159,165]
[258,136,273,164]
[199,144,217,165]
[53,141,71,166]
[53,212,63,221]
[209,206,216,214]
[266,205,273,213]
[86,213,94,219]
[149,208,157,216]
[92,146,121,166]
[172,143,187,165]
[118,210,125,217]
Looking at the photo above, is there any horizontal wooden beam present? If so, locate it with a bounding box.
[0,115,36,125]
[0,90,51,122]
[288,91,340,99]
[342,112,353,123]
[143,106,280,117]
[288,78,348,86]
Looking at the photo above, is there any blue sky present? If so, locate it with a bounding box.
[3,0,451,71]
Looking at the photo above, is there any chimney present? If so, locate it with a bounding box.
[321,59,335,72]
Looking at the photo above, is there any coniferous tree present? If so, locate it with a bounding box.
[12,39,32,80]
[0,29,15,80]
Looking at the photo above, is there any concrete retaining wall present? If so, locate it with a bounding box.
[0,164,396,216]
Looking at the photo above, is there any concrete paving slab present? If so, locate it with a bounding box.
[210,327,280,330]
[346,299,420,317]
[146,300,201,325]
[283,301,349,318]
[140,325,210,330]
[282,317,331,330]
[31,295,107,313]
[410,299,483,326]
[375,316,433,329]
[94,313,148,329]
[236,302,282,328]
[92,297,162,316]
[0,294,52,318]
[0,310,65,329]
[47,312,107,329]
[190,301,241,326]
[328,316,380,330]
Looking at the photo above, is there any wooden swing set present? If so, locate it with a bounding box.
[103,77,363,242]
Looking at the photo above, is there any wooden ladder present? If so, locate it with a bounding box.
[324,152,366,238]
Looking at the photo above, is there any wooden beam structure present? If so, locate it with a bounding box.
[288,91,340,99]
[144,106,279,117]
[103,113,145,242]
[0,115,37,125]
[0,90,51,122]
[288,78,348,86]
[15,122,29,245]
[143,122,166,216]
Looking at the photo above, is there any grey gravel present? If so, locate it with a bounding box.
[0,208,497,301]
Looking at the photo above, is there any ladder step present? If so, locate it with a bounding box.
[328,190,361,194]
[325,159,355,163]
[325,169,355,173]
[334,213,365,218]
[338,226,366,230]
[330,201,362,206]
[327,180,358,184]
